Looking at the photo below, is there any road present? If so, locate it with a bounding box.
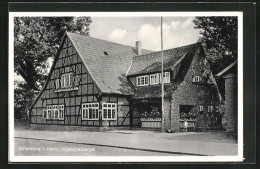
[14,129,238,156]
[15,137,183,156]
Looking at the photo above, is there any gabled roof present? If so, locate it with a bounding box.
[216,60,237,77]
[66,32,152,95]
[127,43,199,76]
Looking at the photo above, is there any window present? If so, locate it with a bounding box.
[59,105,64,120]
[193,76,201,82]
[102,103,117,120]
[44,105,64,120]
[208,106,214,112]
[55,79,60,89]
[43,110,47,119]
[198,106,204,112]
[159,72,170,84]
[47,106,52,119]
[82,103,99,120]
[215,106,220,112]
[164,72,170,83]
[136,75,149,86]
[53,105,59,119]
[150,74,159,85]
[61,73,74,88]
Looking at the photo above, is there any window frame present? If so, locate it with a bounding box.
[53,105,59,119]
[59,105,65,120]
[82,103,99,120]
[149,72,170,85]
[150,74,159,85]
[60,72,74,88]
[193,76,201,82]
[102,103,117,120]
[43,110,47,119]
[164,72,170,83]
[198,106,204,112]
[208,105,214,112]
[136,75,149,86]
[46,106,52,119]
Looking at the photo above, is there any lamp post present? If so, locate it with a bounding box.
[161,16,165,132]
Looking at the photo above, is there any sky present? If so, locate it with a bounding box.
[15,16,201,82]
[89,17,201,51]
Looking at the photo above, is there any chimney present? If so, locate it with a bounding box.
[135,41,142,55]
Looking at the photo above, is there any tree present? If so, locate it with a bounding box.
[193,17,237,75]
[14,17,92,118]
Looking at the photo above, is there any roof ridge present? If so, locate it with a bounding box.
[132,42,199,60]
[66,31,153,53]
[66,31,134,48]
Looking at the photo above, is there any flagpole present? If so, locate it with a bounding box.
[161,16,165,132]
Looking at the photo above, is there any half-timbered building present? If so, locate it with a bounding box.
[30,31,221,132]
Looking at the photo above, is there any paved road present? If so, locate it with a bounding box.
[14,129,238,156]
[15,137,184,156]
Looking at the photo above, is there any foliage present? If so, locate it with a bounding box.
[141,107,161,118]
[204,111,222,127]
[193,17,237,75]
[180,112,196,120]
[14,17,92,119]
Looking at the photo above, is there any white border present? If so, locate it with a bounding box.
[9,12,243,162]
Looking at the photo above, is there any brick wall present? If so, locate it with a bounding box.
[224,73,237,132]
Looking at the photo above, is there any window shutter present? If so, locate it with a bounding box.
[55,79,59,89]
[65,74,69,87]
[70,73,74,86]
[61,75,64,88]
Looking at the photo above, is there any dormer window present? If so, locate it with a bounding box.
[164,72,170,83]
[137,75,149,86]
[159,72,170,84]
[150,74,159,85]
[193,76,201,82]
[150,72,170,85]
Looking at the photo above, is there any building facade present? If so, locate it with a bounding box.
[30,32,221,131]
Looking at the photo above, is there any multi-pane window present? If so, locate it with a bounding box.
[193,76,201,82]
[137,75,149,86]
[158,72,170,84]
[61,73,74,88]
[53,105,59,119]
[43,105,64,120]
[208,105,214,112]
[198,106,204,112]
[102,103,117,120]
[150,74,159,85]
[82,103,99,120]
[164,72,170,83]
[47,106,52,119]
[149,72,170,85]
[59,105,64,120]
[43,110,47,119]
